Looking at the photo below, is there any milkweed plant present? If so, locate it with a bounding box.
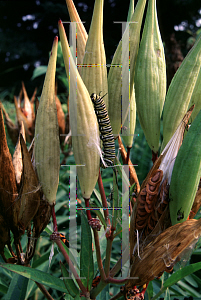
[1,0,201,299]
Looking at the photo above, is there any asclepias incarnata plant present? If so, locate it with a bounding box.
[1,0,201,299]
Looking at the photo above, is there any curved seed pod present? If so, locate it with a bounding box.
[108,0,147,135]
[169,109,201,225]
[128,218,201,288]
[80,0,108,108]
[33,196,51,239]
[162,37,201,150]
[0,104,19,236]
[13,121,26,185]
[134,0,166,154]
[18,134,40,235]
[65,0,88,66]
[34,37,60,206]
[59,20,100,199]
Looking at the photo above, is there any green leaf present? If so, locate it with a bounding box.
[80,212,94,290]
[151,262,201,300]
[5,273,28,300]
[60,261,79,297]
[0,263,66,293]
[0,283,8,294]
[31,65,47,80]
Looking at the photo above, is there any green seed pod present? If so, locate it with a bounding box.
[162,37,201,151]
[80,0,108,108]
[134,0,166,154]
[34,37,60,206]
[108,0,147,136]
[59,20,100,199]
[169,109,201,225]
[65,0,88,66]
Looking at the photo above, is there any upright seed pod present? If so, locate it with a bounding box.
[169,108,201,225]
[34,37,60,206]
[59,20,100,199]
[65,0,88,67]
[108,0,147,135]
[162,36,201,150]
[80,0,108,108]
[134,0,166,155]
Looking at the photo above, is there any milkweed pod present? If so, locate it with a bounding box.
[134,0,166,154]
[59,20,100,199]
[162,36,201,150]
[80,0,108,108]
[34,37,60,205]
[128,219,201,287]
[169,108,201,225]
[65,0,88,66]
[0,103,19,235]
[108,0,147,136]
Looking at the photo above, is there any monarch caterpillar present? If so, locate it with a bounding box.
[90,93,115,169]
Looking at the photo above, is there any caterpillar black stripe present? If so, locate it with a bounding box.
[90,93,115,168]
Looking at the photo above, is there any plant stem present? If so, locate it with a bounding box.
[35,282,54,300]
[93,229,106,281]
[98,169,110,223]
[55,238,88,296]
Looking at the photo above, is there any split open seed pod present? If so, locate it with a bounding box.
[127,218,201,288]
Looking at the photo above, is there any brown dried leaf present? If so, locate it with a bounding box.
[17,134,40,235]
[189,178,201,219]
[13,121,26,185]
[128,219,201,287]
[0,104,19,235]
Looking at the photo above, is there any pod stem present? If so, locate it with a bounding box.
[126,147,131,165]
[152,150,158,164]
[51,205,58,233]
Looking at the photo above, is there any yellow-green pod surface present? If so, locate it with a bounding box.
[169,109,201,225]
[134,0,166,154]
[162,37,201,151]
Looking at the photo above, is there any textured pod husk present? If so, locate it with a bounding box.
[130,107,194,260]
[189,179,201,219]
[18,134,40,235]
[34,37,60,205]
[14,95,33,143]
[65,0,88,67]
[0,104,19,236]
[21,81,35,124]
[59,20,100,199]
[162,36,201,150]
[134,0,166,154]
[1,103,19,145]
[127,219,201,288]
[55,93,65,145]
[80,0,108,108]
[33,196,51,239]
[169,108,201,225]
[13,121,26,185]
[108,0,147,135]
